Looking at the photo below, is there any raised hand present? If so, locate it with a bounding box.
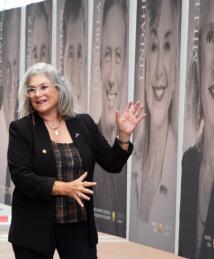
[115,101,146,141]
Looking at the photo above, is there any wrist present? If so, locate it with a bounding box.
[118,132,131,144]
[117,138,130,145]
[52,181,67,196]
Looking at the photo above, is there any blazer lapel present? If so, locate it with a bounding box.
[66,117,92,178]
[33,113,57,177]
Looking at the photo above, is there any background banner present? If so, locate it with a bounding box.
[56,0,88,112]
[89,0,129,237]
[0,8,21,205]
[25,0,52,68]
[129,0,182,252]
[179,0,214,258]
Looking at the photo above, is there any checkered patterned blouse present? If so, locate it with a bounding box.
[52,141,87,223]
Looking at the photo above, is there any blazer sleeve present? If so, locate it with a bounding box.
[8,120,55,201]
[84,114,133,173]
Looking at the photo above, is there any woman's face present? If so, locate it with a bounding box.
[200,1,214,128]
[30,14,50,66]
[146,0,176,127]
[100,4,126,127]
[28,75,59,116]
[3,13,19,128]
[63,14,85,107]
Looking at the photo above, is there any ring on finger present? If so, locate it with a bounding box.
[78,192,81,197]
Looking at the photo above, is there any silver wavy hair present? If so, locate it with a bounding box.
[18,63,80,118]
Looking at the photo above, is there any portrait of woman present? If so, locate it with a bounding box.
[0,8,21,205]
[130,0,181,251]
[26,0,52,68]
[179,0,214,258]
[62,0,87,112]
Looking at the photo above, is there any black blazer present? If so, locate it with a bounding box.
[179,146,214,259]
[8,112,133,254]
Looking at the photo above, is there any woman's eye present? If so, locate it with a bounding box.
[151,42,157,51]
[164,41,171,50]
[40,85,49,90]
[27,88,35,94]
[206,30,214,43]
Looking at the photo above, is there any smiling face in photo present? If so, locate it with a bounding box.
[63,14,85,106]
[200,0,214,128]
[100,4,126,126]
[146,0,176,127]
[30,13,50,66]
[3,12,19,127]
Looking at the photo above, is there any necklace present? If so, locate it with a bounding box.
[45,120,61,136]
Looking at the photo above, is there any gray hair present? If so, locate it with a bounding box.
[18,63,79,118]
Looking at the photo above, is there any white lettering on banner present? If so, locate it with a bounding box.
[59,10,63,74]
[0,21,3,88]
[27,15,32,65]
[92,0,102,90]
[192,0,200,62]
[136,0,147,81]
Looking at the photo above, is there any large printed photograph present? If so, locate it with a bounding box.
[89,0,129,237]
[25,0,52,68]
[0,8,21,207]
[130,0,181,252]
[179,0,214,258]
[56,0,88,112]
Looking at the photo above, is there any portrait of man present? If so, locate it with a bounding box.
[26,0,52,68]
[91,0,129,237]
[129,0,181,252]
[0,8,21,204]
[62,0,87,111]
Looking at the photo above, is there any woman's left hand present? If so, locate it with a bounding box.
[116,101,146,140]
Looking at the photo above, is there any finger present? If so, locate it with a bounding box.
[75,195,84,207]
[79,192,91,201]
[124,102,133,112]
[83,181,97,187]
[134,105,144,117]
[132,101,141,115]
[78,171,88,181]
[134,102,142,113]
[136,113,146,123]
[82,188,94,195]
[115,109,120,122]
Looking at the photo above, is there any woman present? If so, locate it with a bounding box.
[7,63,145,259]
[139,0,180,226]
[179,0,214,258]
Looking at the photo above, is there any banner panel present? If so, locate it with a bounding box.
[56,0,88,112]
[179,0,214,258]
[0,8,21,205]
[25,0,52,68]
[130,0,182,252]
[89,0,129,237]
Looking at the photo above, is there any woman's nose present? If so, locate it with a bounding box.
[108,64,116,88]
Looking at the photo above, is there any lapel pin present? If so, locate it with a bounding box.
[75,133,80,138]
[42,149,47,154]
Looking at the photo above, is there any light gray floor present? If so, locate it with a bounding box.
[0,233,186,259]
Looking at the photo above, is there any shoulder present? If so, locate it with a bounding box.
[73,113,97,128]
[75,113,95,123]
[181,145,201,187]
[182,145,201,167]
[9,115,34,134]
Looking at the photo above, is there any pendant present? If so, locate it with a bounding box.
[54,129,60,136]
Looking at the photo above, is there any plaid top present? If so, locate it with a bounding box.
[52,141,87,223]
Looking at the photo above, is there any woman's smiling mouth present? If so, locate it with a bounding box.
[152,85,166,101]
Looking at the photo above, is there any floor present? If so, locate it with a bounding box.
[0,232,186,259]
